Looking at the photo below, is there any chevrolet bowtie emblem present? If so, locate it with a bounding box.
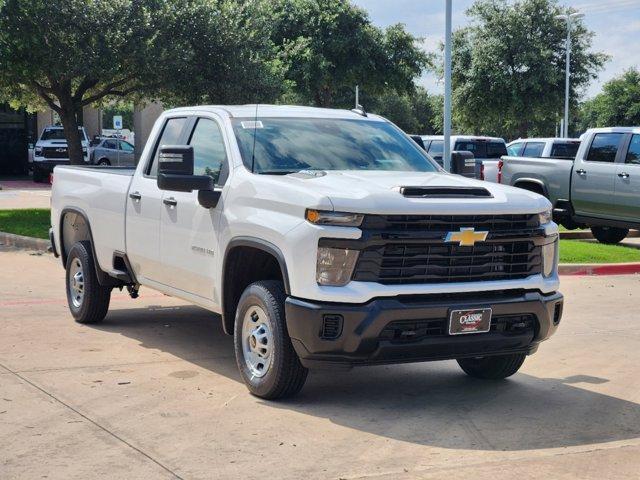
[444,227,488,247]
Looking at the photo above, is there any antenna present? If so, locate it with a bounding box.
[352,84,367,117]
[355,85,359,109]
[250,103,259,173]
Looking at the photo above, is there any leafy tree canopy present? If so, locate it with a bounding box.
[449,0,607,139]
[269,0,432,108]
[371,88,442,134]
[578,68,640,130]
[0,0,284,164]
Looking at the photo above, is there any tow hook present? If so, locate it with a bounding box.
[126,284,139,299]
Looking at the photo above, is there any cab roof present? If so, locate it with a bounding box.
[165,104,386,121]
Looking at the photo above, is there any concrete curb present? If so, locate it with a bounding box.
[0,231,51,252]
[560,230,640,240]
[559,262,640,276]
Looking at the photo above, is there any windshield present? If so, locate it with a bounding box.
[40,128,87,141]
[231,117,439,174]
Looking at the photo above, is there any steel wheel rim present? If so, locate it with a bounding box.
[69,258,85,308]
[242,305,273,378]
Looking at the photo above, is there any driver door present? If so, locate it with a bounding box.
[157,115,229,301]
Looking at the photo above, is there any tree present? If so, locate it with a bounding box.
[578,68,640,130]
[269,0,432,108]
[373,88,441,134]
[448,0,607,139]
[0,0,285,164]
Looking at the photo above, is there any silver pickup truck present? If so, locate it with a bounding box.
[501,127,640,244]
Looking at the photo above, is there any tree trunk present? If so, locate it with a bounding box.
[59,107,85,165]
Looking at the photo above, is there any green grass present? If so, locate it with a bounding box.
[559,239,640,264]
[0,209,51,239]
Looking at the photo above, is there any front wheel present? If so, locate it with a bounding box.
[97,158,110,166]
[591,226,628,244]
[65,241,111,324]
[234,280,308,399]
[457,353,526,379]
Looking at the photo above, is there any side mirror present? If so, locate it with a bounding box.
[451,150,474,175]
[157,145,212,193]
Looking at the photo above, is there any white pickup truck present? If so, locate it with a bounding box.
[50,105,563,399]
[33,126,90,182]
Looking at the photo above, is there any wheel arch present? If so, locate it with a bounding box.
[221,237,291,335]
[59,207,119,287]
[513,178,549,198]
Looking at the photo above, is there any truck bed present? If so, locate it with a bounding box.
[500,155,573,205]
[50,165,135,274]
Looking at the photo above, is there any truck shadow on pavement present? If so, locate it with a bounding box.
[98,304,640,452]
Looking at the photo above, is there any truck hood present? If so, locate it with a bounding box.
[276,170,550,215]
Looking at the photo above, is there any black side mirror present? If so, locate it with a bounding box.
[157,145,212,193]
[451,150,474,175]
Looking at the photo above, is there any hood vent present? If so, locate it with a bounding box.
[399,186,493,198]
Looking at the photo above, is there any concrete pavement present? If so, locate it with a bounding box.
[1,249,639,479]
[0,180,51,210]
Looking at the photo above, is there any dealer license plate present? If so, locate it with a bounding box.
[448,308,492,335]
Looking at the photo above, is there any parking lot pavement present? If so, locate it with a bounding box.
[1,249,639,480]
[0,180,51,210]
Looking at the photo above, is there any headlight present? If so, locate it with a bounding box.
[306,209,363,227]
[542,236,558,277]
[316,247,359,286]
[34,147,42,156]
[538,208,552,225]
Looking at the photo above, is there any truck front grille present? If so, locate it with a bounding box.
[342,214,544,285]
[353,240,542,284]
[42,147,68,158]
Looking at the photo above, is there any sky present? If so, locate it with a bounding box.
[352,0,640,99]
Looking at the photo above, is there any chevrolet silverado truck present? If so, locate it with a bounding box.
[33,126,90,182]
[50,105,563,399]
[501,127,640,244]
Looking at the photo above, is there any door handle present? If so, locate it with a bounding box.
[163,197,178,207]
[618,172,630,179]
[129,191,142,201]
[576,169,587,176]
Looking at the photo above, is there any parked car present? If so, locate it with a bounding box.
[500,127,640,243]
[421,135,507,182]
[50,105,562,399]
[91,138,136,166]
[32,126,90,182]
[506,138,581,160]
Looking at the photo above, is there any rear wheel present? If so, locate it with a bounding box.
[591,226,628,244]
[457,353,526,379]
[65,241,111,324]
[233,280,308,399]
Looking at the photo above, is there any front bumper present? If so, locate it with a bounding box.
[33,160,70,173]
[285,289,563,369]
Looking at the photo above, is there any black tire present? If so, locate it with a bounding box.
[65,241,111,324]
[32,169,44,183]
[591,226,628,244]
[457,353,526,380]
[97,158,110,166]
[233,280,308,399]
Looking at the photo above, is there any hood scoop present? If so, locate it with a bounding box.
[399,186,493,198]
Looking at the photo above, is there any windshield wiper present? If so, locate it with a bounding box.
[256,170,298,175]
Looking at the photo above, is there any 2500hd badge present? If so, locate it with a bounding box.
[49,105,563,400]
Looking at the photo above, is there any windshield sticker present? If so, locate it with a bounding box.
[241,121,264,129]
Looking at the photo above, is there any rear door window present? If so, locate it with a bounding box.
[522,142,545,158]
[626,134,640,165]
[146,117,188,176]
[586,133,624,163]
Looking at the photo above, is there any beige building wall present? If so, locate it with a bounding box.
[133,101,164,162]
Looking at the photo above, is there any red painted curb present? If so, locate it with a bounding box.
[559,263,640,276]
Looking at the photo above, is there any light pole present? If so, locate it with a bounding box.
[556,11,583,138]
[443,0,452,171]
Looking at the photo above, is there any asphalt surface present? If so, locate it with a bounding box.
[1,249,639,479]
